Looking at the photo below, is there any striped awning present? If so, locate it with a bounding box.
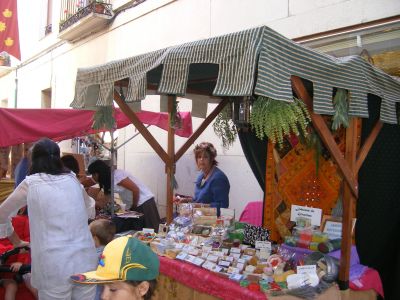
[72,26,400,124]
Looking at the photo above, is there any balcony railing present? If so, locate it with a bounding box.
[59,0,113,32]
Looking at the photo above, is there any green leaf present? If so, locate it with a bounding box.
[332,88,349,131]
[92,106,115,130]
[249,97,310,147]
[213,104,237,149]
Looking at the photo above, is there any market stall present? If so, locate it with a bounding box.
[0,107,192,198]
[0,108,193,299]
[71,24,400,298]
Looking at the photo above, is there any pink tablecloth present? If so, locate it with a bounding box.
[159,256,266,300]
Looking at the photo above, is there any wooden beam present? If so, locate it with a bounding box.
[338,117,360,289]
[113,90,171,165]
[355,121,383,173]
[166,95,176,224]
[291,76,358,198]
[175,97,229,161]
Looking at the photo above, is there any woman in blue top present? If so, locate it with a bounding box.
[192,142,230,216]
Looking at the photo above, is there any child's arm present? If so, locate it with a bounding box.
[8,231,29,248]
[10,261,23,272]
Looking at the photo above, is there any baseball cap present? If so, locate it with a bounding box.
[71,236,159,284]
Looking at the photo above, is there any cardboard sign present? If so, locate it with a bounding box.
[290,205,322,226]
[323,220,342,239]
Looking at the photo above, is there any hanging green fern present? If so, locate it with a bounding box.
[331,88,349,131]
[250,96,311,147]
[92,106,115,130]
[213,104,237,149]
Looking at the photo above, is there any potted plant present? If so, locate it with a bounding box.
[92,0,106,14]
[0,52,10,67]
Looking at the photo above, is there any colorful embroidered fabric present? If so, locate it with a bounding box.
[264,132,344,241]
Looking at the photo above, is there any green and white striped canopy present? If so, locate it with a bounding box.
[72,26,400,124]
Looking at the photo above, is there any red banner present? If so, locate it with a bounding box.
[0,0,20,60]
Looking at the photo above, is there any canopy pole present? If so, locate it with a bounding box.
[110,129,115,217]
[338,117,360,289]
[166,95,176,223]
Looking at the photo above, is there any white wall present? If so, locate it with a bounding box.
[2,0,399,217]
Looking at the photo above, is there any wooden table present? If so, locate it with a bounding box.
[153,257,377,300]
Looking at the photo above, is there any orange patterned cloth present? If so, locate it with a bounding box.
[264,140,343,241]
[278,143,341,216]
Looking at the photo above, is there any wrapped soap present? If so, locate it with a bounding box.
[312,231,328,243]
[309,242,319,251]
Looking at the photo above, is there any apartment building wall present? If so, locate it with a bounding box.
[1,0,398,217]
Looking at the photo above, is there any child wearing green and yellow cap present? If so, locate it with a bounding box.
[71,236,159,300]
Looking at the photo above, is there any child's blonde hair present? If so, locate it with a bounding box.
[89,219,116,246]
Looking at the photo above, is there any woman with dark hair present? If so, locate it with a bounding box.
[176,142,230,216]
[0,138,97,300]
[88,160,160,231]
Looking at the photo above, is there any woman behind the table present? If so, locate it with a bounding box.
[0,138,97,300]
[182,142,230,216]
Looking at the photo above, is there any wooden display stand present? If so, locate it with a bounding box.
[262,77,383,290]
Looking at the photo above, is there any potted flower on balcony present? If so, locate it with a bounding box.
[91,0,106,14]
[0,52,10,67]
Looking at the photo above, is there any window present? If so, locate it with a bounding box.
[39,0,53,38]
[0,99,8,108]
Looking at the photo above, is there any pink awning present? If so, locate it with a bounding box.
[0,108,192,147]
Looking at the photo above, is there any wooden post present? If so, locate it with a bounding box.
[166,95,176,223]
[338,117,360,289]
[263,141,277,238]
[113,90,171,165]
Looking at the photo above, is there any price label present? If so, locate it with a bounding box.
[255,241,271,252]
[297,265,317,275]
